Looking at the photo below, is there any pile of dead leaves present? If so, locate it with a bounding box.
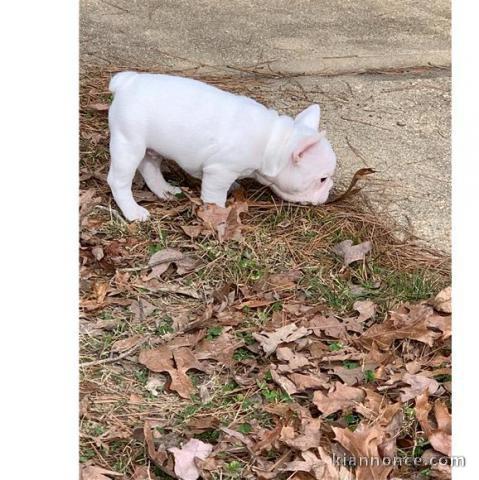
[81,264,451,480]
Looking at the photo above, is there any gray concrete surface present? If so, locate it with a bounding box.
[80,0,451,251]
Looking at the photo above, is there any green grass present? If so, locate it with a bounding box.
[300,262,444,314]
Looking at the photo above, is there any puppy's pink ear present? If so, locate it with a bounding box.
[292,136,320,164]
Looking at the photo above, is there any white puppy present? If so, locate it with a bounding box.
[107,72,337,221]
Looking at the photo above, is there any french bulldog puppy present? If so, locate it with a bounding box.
[107,72,337,221]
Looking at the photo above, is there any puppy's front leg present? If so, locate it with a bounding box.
[201,165,238,207]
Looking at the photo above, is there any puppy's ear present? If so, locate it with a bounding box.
[292,135,320,164]
[295,104,321,130]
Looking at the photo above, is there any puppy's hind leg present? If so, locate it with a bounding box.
[138,153,181,200]
[107,136,150,221]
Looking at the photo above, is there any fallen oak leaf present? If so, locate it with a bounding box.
[270,368,298,395]
[415,392,451,456]
[313,382,365,416]
[148,248,201,278]
[110,334,144,353]
[143,421,175,477]
[282,450,329,479]
[279,417,322,451]
[253,323,310,355]
[376,403,404,458]
[194,331,243,367]
[288,372,329,392]
[138,346,205,398]
[330,365,365,386]
[276,346,310,371]
[332,422,393,480]
[197,199,248,243]
[333,239,372,266]
[357,304,442,350]
[168,438,213,480]
[80,189,101,222]
[253,269,302,294]
[309,315,347,338]
[220,426,254,449]
[430,286,451,314]
[399,373,440,402]
[129,298,157,323]
[181,224,203,239]
[80,465,123,480]
[353,300,376,322]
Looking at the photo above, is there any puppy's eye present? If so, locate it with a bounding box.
[320,177,327,183]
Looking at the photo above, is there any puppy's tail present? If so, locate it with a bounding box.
[109,71,138,94]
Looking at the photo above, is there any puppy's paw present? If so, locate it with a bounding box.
[124,205,150,222]
[154,185,182,199]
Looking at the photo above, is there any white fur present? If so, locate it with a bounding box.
[107,72,336,220]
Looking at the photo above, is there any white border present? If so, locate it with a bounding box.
[452,1,479,478]
[0,1,476,478]
[0,1,78,479]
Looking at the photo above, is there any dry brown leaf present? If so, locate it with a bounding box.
[197,199,248,242]
[194,331,243,366]
[80,465,122,480]
[276,346,310,371]
[309,315,347,338]
[148,248,201,278]
[316,447,355,480]
[421,449,451,479]
[254,269,302,293]
[253,423,283,453]
[110,334,143,353]
[415,392,451,456]
[343,316,365,333]
[332,423,393,480]
[330,365,365,386]
[253,323,310,355]
[353,300,376,322]
[181,224,203,239]
[91,245,104,261]
[288,372,329,391]
[280,417,322,451]
[358,304,442,350]
[143,421,174,477]
[270,368,298,395]
[431,286,451,313]
[220,426,254,448]
[186,416,220,433]
[333,239,372,266]
[354,390,383,422]
[313,382,365,416]
[427,313,452,340]
[376,403,403,458]
[129,299,157,323]
[138,346,204,398]
[283,450,331,479]
[80,188,101,221]
[168,439,213,480]
[400,373,440,402]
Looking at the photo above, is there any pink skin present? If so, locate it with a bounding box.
[261,133,337,205]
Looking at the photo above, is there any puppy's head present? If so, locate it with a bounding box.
[268,105,336,205]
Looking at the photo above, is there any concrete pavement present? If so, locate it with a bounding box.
[80,0,451,250]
